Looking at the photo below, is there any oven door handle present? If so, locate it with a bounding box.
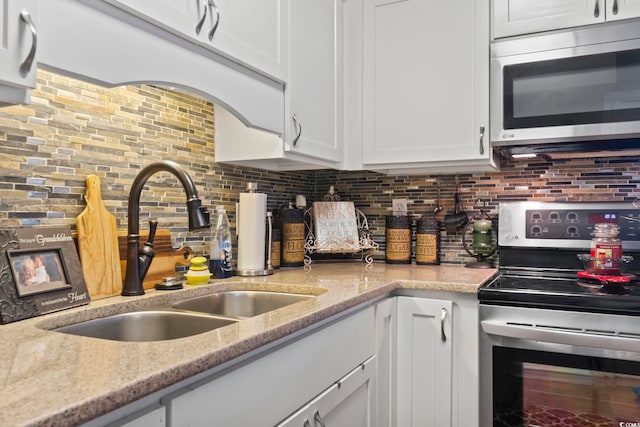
[481,320,640,353]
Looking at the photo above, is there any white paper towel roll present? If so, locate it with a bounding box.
[237,192,267,272]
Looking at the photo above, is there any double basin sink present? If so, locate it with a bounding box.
[53,290,318,342]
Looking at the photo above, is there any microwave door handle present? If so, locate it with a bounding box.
[481,320,640,353]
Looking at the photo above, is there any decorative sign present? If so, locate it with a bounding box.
[312,202,360,253]
[0,226,90,324]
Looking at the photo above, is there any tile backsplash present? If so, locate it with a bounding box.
[1,70,639,266]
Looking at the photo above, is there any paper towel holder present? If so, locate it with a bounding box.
[235,183,274,277]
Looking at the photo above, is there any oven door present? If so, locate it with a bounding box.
[480,305,640,427]
[490,24,640,146]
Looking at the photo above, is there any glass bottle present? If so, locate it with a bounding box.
[210,205,233,278]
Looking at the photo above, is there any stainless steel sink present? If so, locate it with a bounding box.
[53,310,237,342]
[172,290,315,318]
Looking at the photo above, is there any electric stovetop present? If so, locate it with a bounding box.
[479,201,640,316]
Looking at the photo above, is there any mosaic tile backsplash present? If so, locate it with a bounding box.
[1,70,639,266]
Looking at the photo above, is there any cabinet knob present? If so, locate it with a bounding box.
[594,0,600,18]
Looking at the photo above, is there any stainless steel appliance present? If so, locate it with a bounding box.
[479,201,640,426]
[490,20,640,152]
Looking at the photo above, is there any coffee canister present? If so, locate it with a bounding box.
[280,206,305,267]
[416,214,440,265]
[385,215,411,264]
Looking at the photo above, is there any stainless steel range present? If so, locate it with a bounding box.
[479,201,640,427]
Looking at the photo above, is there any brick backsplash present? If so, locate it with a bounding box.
[1,70,639,266]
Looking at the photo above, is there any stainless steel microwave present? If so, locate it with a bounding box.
[490,20,640,148]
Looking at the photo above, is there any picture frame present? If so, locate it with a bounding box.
[0,226,90,324]
[8,248,72,297]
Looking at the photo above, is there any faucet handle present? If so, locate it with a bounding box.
[147,220,158,245]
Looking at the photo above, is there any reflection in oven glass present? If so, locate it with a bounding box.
[494,348,640,427]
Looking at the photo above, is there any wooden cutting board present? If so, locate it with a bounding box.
[117,229,194,290]
[76,175,122,299]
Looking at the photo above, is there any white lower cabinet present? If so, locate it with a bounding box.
[376,293,479,427]
[162,306,375,426]
[374,297,396,426]
[396,296,453,427]
[277,356,376,427]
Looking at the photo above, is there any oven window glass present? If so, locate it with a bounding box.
[503,49,640,129]
[493,347,640,426]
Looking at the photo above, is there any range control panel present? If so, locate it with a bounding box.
[525,209,640,240]
[499,202,640,250]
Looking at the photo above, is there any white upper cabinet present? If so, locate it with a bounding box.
[215,0,345,171]
[36,0,283,134]
[358,0,495,174]
[0,0,38,105]
[284,0,343,164]
[103,0,288,81]
[493,0,640,38]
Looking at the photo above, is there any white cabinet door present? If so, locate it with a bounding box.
[492,0,603,38]
[361,0,493,172]
[104,0,288,80]
[0,0,37,104]
[212,0,288,80]
[606,0,640,21]
[396,297,452,427]
[285,0,343,164]
[277,356,375,427]
[375,297,396,427]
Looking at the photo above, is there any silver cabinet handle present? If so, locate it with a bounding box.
[440,308,447,342]
[612,0,618,15]
[292,114,302,146]
[314,411,326,427]
[208,0,220,41]
[594,0,600,17]
[479,125,485,155]
[195,0,208,34]
[19,10,37,76]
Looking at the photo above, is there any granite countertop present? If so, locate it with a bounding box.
[0,262,497,427]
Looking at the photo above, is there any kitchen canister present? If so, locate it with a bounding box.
[416,214,440,265]
[385,215,411,264]
[280,206,305,267]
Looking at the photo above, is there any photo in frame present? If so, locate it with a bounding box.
[8,248,72,297]
[0,226,90,324]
